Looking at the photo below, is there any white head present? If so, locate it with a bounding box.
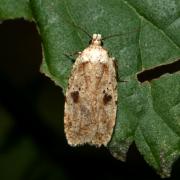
[90,34,102,46]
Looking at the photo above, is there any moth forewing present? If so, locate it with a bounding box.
[64,34,117,146]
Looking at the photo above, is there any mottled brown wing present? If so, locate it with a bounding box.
[64,58,117,146]
[91,59,117,145]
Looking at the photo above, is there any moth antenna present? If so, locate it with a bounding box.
[72,23,92,39]
[102,23,146,41]
[65,18,91,39]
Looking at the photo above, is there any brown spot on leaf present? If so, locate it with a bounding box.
[71,91,79,103]
[103,93,112,105]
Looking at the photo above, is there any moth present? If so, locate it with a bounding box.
[64,33,117,146]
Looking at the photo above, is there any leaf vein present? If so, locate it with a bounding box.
[149,86,180,137]
[138,126,160,168]
[123,0,180,49]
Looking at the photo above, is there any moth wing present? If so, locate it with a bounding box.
[91,58,117,145]
[64,57,117,146]
[64,60,98,146]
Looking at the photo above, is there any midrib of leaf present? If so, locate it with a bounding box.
[137,20,143,71]
[138,125,160,169]
[150,85,180,138]
[124,0,180,49]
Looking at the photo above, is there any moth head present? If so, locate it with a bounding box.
[90,34,103,46]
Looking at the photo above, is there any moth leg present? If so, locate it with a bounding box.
[64,51,81,62]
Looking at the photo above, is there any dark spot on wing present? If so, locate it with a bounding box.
[71,91,79,103]
[103,93,112,105]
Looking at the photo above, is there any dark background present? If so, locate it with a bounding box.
[0,19,180,180]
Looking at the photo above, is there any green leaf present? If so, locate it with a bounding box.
[30,0,180,177]
[1,0,180,177]
[0,0,32,20]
